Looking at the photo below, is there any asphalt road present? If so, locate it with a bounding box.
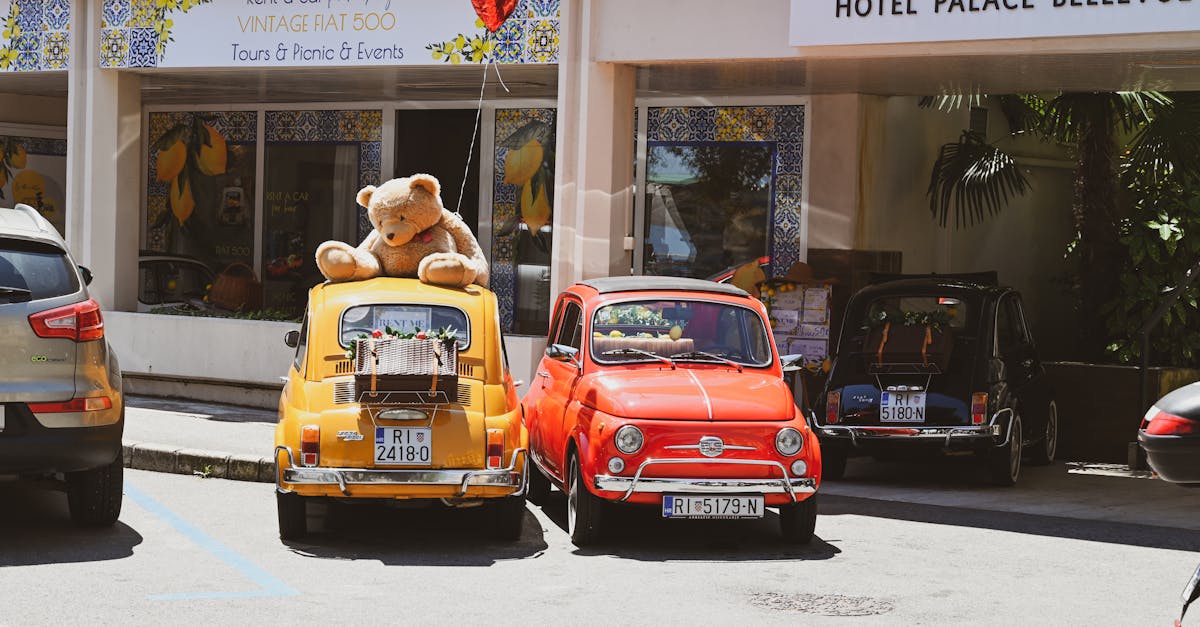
[2,469,1198,626]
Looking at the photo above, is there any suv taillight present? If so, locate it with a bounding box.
[1143,408,1199,436]
[28,299,104,342]
[28,395,112,413]
[826,391,840,424]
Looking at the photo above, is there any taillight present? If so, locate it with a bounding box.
[28,299,104,342]
[826,391,840,424]
[300,425,320,467]
[971,393,988,425]
[1144,409,1199,436]
[486,428,504,469]
[28,395,112,413]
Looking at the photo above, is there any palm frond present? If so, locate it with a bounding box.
[1040,91,1170,143]
[996,94,1047,136]
[927,131,1031,228]
[1124,92,1200,186]
[918,93,984,112]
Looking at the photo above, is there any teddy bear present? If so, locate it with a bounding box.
[314,173,489,288]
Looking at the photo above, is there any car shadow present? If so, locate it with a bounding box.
[821,494,1200,552]
[534,491,840,562]
[0,480,143,566]
[125,395,277,424]
[281,500,549,566]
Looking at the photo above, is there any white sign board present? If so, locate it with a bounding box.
[790,0,1199,47]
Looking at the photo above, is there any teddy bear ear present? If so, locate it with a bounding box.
[356,185,377,208]
[409,174,441,198]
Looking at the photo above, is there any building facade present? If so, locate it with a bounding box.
[0,0,1196,406]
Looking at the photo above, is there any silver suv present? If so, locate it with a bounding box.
[0,204,124,526]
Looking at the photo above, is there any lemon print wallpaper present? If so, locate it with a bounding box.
[0,0,70,71]
[0,134,67,234]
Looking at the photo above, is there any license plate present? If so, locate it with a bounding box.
[374,427,431,465]
[880,391,926,423]
[662,495,764,519]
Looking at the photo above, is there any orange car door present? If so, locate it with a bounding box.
[535,297,584,482]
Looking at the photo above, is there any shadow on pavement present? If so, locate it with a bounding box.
[0,481,143,566]
[125,395,277,424]
[282,500,548,566]
[535,491,840,562]
[822,494,1200,552]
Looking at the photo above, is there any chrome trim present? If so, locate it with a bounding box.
[816,407,1014,449]
[663,444,756,451]
[599,457,811,503]
[277,446,527,498]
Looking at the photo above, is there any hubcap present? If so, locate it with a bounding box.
[567,460,578,535]
[1045,401,1058,461]
[1010,415,1023,481]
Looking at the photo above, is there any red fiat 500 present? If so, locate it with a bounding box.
[522,276,822,546]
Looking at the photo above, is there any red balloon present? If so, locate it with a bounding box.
[472,0,518,32]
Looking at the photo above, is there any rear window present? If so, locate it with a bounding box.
[0,238,79,302]
[339,304,470,350]
[860,295,974,333]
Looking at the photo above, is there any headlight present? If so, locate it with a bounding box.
[614,425,644,454]
[775,427,803,456]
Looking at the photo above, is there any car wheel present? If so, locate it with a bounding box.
[488,495,527,542]
[567,453,604,547]
[822,448,848,481]
[779,494,818,545]
[988,410,1023,486]
[276,491,307,541]
[67,456,123,527]
[526,458,553,504]
[1028,400,1058,466]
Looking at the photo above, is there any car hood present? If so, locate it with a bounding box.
[576,368,794,421]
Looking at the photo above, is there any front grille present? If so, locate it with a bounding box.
[332,380,473,406]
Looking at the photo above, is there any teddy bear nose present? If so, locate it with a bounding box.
[386,232,395,241]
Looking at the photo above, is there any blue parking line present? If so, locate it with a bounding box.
[125,482,298,600]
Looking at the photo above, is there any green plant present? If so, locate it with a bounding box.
[1102,180,1200,367]
[344,326,459,361]
[869,309,953,329]
[148,304,301,322]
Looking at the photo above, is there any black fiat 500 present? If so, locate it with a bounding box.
[815,276,1057,486]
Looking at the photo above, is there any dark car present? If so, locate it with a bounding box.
[0,204,125,525]
[1139,382,1200,485]
[815,276,1057,486]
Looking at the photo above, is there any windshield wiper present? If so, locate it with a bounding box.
[672,351,743,373]
[600,347,675,369]
[0,286,31,301]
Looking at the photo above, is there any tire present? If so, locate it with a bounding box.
[276,491,307,541]
[67,456,123,527]
[567,453,604,547]
[489,495,527,542]
[526,458,553,504]
[1028,400,1058,466]
[822,447,847,481]
[988,410,1023,486]
[779,494,818,544]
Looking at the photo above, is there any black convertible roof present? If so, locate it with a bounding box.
[580,276,750,297]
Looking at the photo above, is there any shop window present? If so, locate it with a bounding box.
[644,142,774,279]
[145,111,258,309]
[0,132,67,236]
[492,108,556,336]
[395,109,480,236]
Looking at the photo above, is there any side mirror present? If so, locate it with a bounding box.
[284,330,300,348]
[1181,563,1200,625]
[781,353,804,372]
[546,343,580,367]
[78,266,93,286]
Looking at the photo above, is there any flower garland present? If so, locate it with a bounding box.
[869,309,953,329]
[345,326,459,361]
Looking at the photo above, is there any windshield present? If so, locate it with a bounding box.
[591,299,772,367]
[340,304,470,350]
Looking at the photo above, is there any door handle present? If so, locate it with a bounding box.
[536,370,550,378]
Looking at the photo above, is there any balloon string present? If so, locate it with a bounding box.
[455,58,512,218]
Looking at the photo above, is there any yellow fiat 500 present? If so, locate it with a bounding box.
[274,277,528,541]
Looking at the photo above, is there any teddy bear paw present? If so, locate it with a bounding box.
[419,253,476,287]
[316,242,360,282]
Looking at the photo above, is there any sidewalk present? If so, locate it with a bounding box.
[120,395,1200,531]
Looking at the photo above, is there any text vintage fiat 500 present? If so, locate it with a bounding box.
[274,277,528,541]
[522,276,822,546]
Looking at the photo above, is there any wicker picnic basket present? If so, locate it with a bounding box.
[353,337,459,401]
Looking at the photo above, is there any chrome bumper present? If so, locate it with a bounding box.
[275,446,527,498]
[817,410,1014,450]
[593,458,816,503]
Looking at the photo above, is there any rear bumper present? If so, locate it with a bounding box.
[816,408,1012,451]
[1139,432,1200,484]
[592,457,817,503]
[0,416,123,474]
[276,445,527,498]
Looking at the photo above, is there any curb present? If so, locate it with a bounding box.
[122,441,275,483]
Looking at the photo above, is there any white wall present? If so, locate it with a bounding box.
[859,96,1077,359]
